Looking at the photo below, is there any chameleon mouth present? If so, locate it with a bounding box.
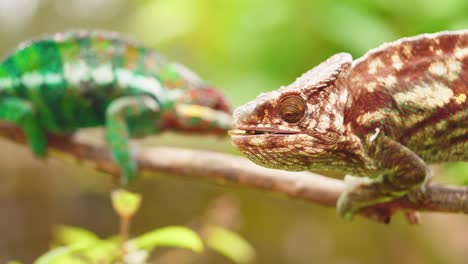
[228,127,299,136]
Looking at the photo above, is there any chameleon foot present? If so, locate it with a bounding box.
[337,175,396,221]
[336,193,358,220]
[336,176,373,220]
[337,175,425,223]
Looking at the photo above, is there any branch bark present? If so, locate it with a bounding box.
[1,122,467,223]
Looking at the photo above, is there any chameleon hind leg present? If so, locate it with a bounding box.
[0,97,47,157]
[337,133,428,221]
[105,95,161,185]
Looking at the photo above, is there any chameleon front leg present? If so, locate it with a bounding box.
[105,95,160,185]
[337,133,428,220]
[0,97,47,157]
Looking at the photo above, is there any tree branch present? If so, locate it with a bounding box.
[1,122,467,223]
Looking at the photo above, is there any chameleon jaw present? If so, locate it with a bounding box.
[229,130,318,171]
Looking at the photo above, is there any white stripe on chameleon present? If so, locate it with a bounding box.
[133,75,165,100]
[116,69,166,100]
[12,72,62,89]
[394,82,453,109]
[64,61,90,85]
[0,78,19,89]
[92,63,114,85]
[116,68,132,87]
[22,72,43,88]
[44,73,63,85]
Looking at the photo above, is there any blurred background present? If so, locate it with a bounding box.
[0,0,467,263]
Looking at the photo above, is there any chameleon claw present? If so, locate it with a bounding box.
[336,175,377,220]
[336,191,358,221]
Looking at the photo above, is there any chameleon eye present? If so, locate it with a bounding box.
[278,94,306,123]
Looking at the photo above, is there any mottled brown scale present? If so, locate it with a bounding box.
[231,30,467,220]
[347,30,467,162]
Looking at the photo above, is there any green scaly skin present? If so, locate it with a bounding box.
[0,30,232,185]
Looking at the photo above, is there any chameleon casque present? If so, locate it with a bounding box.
[0,31,231,184]
[230,30,467,221]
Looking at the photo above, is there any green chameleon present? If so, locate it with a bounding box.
[0,30,231,184]
[230,30,467,222]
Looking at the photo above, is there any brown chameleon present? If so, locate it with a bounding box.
[230,30,467,221]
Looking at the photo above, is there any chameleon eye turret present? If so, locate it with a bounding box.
[0,30,232,185]
[231,30,467,221]
[278,94,306,123]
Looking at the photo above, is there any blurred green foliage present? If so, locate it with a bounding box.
[205,226,255,264]
[31,190,253,264]
[124,0,468,107]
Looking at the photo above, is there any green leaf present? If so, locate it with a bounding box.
[37,229,118,264]
[205,226,255,264]
[53,225,100,245]
[81,238,119,261]
[34,243,91,264]
[128,226,203,253]
[111,189,142,218]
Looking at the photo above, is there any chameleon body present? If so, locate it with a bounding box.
[0,31,231,184]
[230,30,467,221]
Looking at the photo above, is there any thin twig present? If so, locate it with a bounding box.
[118,215,130,259]
[1,122,467,223]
